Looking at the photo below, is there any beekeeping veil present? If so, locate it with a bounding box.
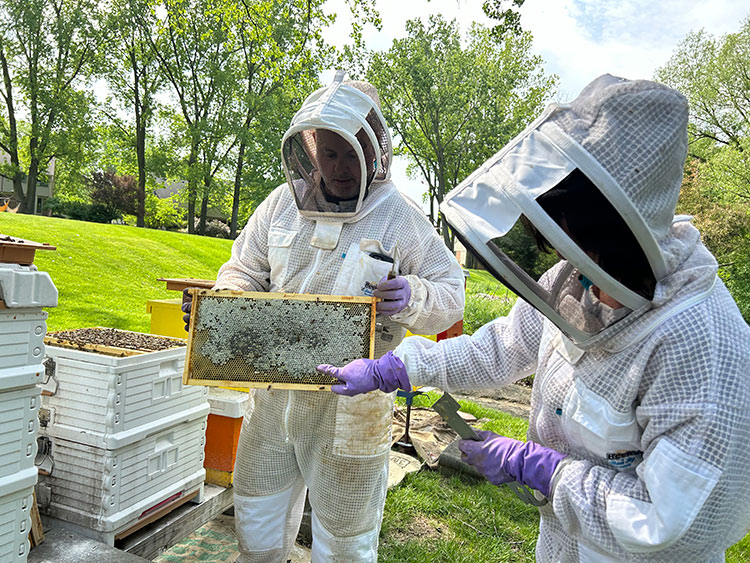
[441,75,689,349]
[281,72,392,249]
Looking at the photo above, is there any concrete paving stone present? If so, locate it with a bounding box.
[28,528,148,563]
[454,384,532,420]
[153,515,238,562]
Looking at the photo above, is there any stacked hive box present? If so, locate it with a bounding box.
[0,261,58,562]
[38,331,209,546]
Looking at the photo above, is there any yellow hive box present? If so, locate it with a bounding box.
[146,298,185,339]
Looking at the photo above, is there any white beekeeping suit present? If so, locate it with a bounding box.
[396,75,750,561]
[215,73,465,562]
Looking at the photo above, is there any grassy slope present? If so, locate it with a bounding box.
[1,213,233,332]
[4,214,748,560]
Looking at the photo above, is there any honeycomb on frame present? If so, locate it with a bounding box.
[183,289,377,390]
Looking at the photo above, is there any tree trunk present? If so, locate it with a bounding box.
[132,47,146,228]
[436,173,453,252]
[198,176,209,235]
[187,145,197,234]
[11,172,24,209]
[24,158,40,214]
[230,141,246,239]
[136,122,146,227]
[0,43,25,210]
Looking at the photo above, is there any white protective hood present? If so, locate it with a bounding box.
[441,74,690,348]
[281,71,394,224]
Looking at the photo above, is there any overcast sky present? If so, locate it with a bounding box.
[322,0,750,208]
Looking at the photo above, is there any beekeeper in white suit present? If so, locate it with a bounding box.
[322,75,750,562]
[207,72,465,562]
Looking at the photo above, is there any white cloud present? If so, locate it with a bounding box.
[520,0,749,99]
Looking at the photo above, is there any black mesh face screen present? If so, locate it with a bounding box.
[185,291,376,390]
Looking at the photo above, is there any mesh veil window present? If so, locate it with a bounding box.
[183,290,376,390]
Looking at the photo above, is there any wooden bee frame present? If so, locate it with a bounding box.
[183,289,377,390]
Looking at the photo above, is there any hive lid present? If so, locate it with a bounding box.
[207,388,249,418]
[0,234,55,265]
[0,263,58,308]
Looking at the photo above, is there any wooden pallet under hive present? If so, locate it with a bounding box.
[183,290,377,390]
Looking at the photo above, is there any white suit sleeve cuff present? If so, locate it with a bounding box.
[389,274,425,326]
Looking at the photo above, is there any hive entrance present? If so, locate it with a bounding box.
[184,290,376,390]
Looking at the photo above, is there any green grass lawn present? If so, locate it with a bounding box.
[1,213,232,331]
[4,213,749,561]
[463,269,517,335]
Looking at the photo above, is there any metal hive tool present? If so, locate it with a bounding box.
[183,289,377,390]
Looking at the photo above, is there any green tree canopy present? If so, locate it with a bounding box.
[0,0,102,213]
[97,0,164,227]
[657,18,750,159]
[367,15,557,248]
[657,16,750,321]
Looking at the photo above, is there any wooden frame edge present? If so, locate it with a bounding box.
[43,338,144,357]
[369,299,377,359]
[182,290,377,389]
[45,327,186,358]
[183,288,199,386]
[183,378,333,391]
[194,288,376,305]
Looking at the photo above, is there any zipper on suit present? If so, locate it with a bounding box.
[298,249,324,294]
[283,391,292,443]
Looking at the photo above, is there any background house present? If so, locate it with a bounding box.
[0,151,55,214]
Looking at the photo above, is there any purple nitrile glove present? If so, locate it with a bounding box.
[458,429,566,498]
[317,351,410,396]
[181,287,194,332]
[373,275,411,316]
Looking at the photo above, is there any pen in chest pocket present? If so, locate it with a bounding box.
[369,242,398,279]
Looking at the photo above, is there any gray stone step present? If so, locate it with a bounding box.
[28,527,148,563]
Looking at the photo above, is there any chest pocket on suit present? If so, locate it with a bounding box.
[332,239,394,296]
[561,379,643,471]
[267,227,297,290]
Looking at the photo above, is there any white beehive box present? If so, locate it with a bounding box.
[207,387,248,418]
[0,311,48,390]
[0,264,57,391]
[42,343,208,449]
[0,467,36,562]
[0,257,56,563]
[0,386,40,481]
[38,408,207,544]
